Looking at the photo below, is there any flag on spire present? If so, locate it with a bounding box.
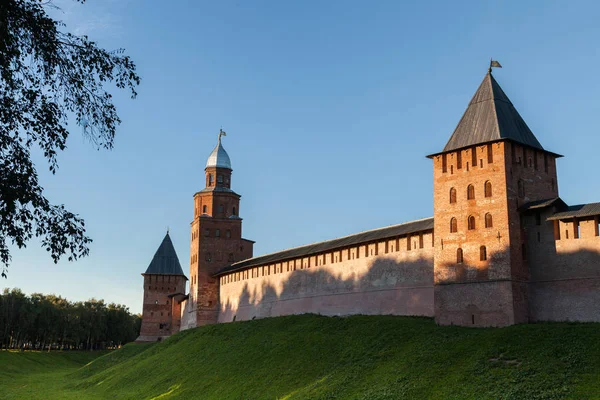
[490,60,502,69]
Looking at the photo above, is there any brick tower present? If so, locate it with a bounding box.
[428,69,561,327]
[188,130,254,326]
[137,232,188,342]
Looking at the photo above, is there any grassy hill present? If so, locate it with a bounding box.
[1,315,599,399]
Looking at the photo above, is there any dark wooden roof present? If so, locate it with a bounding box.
[215,217,434,276]
[547,202,600,220]
[143,232,187,278]
[519,197,567,212]
[428,72,561,157]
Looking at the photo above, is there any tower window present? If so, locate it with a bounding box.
[442,154,447,173]
[457,248,463,264]
[484,181,492,198]
[232,206,237,216]
[595,217,599,237]
[485,213,493,228]
[217,175,223,183]
[457,151,462,169]
[518,180,525,198]
[468,215,476,230]
[209,174,214,186]
[574,220,580,239]
[450,218,458,233]
[215,229,220,237]
[480,246,487,261]
[449,187,457,204]
[218,204,224,213]
[487,144,493,163]
[202,205,207,213]
[471,147,477,167]
[467,184,475,200]
[204,229,210,237]
[226,230,231,238]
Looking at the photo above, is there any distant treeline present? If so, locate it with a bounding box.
[0,288,141,351]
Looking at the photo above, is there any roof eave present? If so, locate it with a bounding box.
[426,139,563,159]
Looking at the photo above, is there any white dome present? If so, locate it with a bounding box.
[205,135,231,169]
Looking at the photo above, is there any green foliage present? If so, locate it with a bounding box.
[0,288,141,350]
[1,315,599,399]
[0,0,140,277]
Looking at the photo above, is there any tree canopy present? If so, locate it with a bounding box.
[1,288,141,350]
[0,0,140,277]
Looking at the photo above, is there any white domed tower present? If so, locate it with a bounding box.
[186,130,254,326]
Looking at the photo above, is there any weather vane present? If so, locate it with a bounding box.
[488,59,502,73]
[218,128,227,143]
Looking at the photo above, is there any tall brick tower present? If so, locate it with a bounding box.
[137,232,187,342]
[188,130,254,326]
[428,68,561,327]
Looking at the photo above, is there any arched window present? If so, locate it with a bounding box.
[467,184,475,200]
[518,180,525,198]
[468,215,476,230]
[480,245,487,261]
[208,174,214,186]
[232,206,237,216]
[450,187,457,204]
[484,181,492,197]
[202,205,207,213]
[457,248,463,264]
[450,218,458,233]
[215,229,220,237]
[485,213,493,228]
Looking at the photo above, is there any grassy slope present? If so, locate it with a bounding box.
[1,315,600,399]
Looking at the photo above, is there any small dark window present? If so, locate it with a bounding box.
[480,246,487,261]
[450,218,458,233]
[485,213,493,228]
[518,180,525,198]
[442,154,447,173]
[217,175,223,183]
[202,205,207,213]
[218,204,224,213]
[484,181,492,198]
[233,206,237,215]
[215,229,220,237]
[419,234,424,249]
[471,147,477,167]
[457,151,462,169]
[457,248,463,264]
[204,229,210,237]
[468,215,476,230]
[575,221,580,239]
[450,187,457,204]
[451,165,454,174]
[487,144,493,163]
[467,184,475,200]
[566,230,569,239]
[595,217,600,237]
[226,230,231,238]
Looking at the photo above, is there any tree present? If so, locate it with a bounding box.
[0,0,140,277]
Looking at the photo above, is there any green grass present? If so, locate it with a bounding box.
[1,315,599,399]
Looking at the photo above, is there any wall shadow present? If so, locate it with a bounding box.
[218,240,600,326]
[219,254,435,323]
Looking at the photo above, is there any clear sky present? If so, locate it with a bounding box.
[4,0,600,313]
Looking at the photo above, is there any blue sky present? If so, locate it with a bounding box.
[4,0,600,313]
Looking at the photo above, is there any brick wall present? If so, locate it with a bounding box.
[137,274,186,342]
[217,231,434,323]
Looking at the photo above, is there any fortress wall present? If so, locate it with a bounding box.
[526,212,600,322]
[217,232,435,323]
